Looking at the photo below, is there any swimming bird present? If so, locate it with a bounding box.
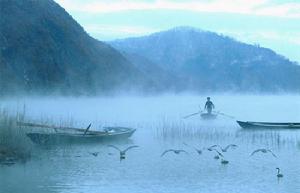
[211,144,238,152]
[88,152,100,157]
[250,149,277,158]
[276,168,283,178]
[108,145,139,160]
[214,155,220,159]
[183,142,203,155]
[161,149,188,157]
[221,159,229,165]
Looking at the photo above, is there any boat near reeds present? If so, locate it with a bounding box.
[237,121,300,129]
[18,122,136,145]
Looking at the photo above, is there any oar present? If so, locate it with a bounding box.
[83,124,92,136]
[213,111,235,119]
[183,111,202,119]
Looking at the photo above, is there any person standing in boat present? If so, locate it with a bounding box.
[204,97,215,114]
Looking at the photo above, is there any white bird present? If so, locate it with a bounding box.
[108,145,139,160]
[250,149,277,158]
[276,167,283,178]
[161,149,188,157]
[211,144,238,152]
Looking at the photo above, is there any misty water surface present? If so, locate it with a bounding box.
[0,95,300,193]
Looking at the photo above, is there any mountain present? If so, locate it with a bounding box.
[110,27,300,92]
[117,51,185,92]
[1,0,299,95]
[0,0,147,95]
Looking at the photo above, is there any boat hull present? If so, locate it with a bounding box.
[26,128,136,145]
[201,113,217,120]
[237,121,300,129]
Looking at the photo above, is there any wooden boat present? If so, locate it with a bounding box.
[200,113,217,120]
[237,120,300,129]
[17,122,136,145]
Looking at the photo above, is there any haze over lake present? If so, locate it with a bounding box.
[1,95,300,193]
[1,0,300,193]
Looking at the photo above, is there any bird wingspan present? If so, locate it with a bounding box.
[108,145,122,152]
[209,145,219,149]
[213,149,224,157]
[178,150,188,154]
[124,145,139,153]
[183,142,200,152]
[250,149,261,156]
[224,144,237,151]
[267,150,277,158]
[207,145,219,151]
[161,149,175,157]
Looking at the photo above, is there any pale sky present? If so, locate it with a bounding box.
[55,0,300,63]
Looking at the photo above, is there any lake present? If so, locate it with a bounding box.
[1,95,300,193]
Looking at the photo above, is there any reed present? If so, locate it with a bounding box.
[155,117,236,142]
[0,107,33,163]
[156,117,201,139]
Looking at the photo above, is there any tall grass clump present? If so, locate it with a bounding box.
[0,107,32,163]
[156,117,203,140]
[155,117,234,141]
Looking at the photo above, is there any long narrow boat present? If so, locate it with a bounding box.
[17,122,136,145]
[237,120,300,129]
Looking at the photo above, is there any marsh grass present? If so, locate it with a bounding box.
[0,105,85,162]
[155,118,299,149]
[155,117,236,141]
[0,107,33,163]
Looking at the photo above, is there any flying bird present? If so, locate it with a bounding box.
[213,149,224,160]
[250,149,277,158]
[207,145,218,151]
[276,167,283,178]
[161,149,188,157]
[108,145,139,160]
[211,144,238,152]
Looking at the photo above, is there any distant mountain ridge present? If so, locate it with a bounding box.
[110,27,300,92]
[1,0,299,95]
[0,0,148,95]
